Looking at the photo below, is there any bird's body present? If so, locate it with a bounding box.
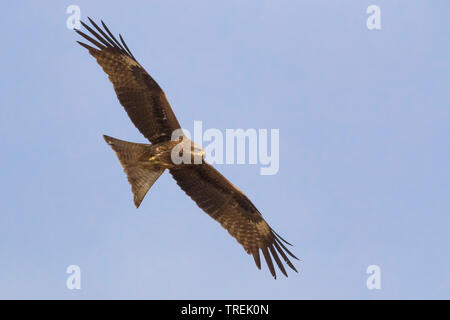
[75,18,299,279]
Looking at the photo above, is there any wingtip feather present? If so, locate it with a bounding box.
[252,250,261,270]
[261,247,277,279]
[269,245,288,277]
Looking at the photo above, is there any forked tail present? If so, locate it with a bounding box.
[103,135,164,208]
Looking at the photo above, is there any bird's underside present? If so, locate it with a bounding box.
[75,18,299,279]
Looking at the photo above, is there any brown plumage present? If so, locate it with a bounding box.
[75,18,299,279]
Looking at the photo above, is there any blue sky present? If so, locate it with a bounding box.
[0,1,449,299]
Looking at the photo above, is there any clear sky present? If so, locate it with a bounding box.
[0,1,449,299]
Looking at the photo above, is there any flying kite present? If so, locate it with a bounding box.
[75,18,298,278]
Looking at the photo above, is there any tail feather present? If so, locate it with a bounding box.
[103,135,164,207]
[125,165,164,208]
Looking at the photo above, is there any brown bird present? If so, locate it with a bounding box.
[75,18,299,279]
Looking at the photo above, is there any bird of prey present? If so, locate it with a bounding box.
[74,18,298,279]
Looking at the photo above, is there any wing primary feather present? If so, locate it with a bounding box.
[274,235,299,260]
[271,228,294,246]
[268,244,288,277]
[85,17,116,48]
[100,20,127,52]
[76,41,98,52]
[75,29,106,50]
[252,250,261,270]
[119,34,136,59]
[261,247,276,279]
[273,240,298,272]
[80,20,113,49]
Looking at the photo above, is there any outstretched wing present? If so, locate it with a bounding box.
[170,164,299,279]
[75,18,181,144]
